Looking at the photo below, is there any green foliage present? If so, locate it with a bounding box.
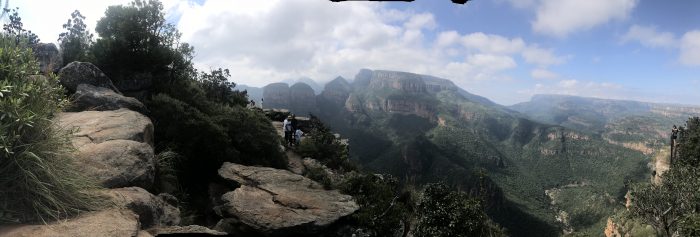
[676,117,700,167]
[2,8,39,44]
[628,117,700,236]
[58,10,93,65]
[414,182,504,237]
[91,0,193,86]
[678,213,700,237]
[297,115,352,170]
[340,174,412,236]
[197,68,248,107]
[0,35,99,223]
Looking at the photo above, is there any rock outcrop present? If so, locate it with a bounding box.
[56,109,154,148]
[76,140,155,189]
[214,162,358,236]
[318,77,351,114]
[289,82,318,115]
[262,83,290,110]
[56,109,155,189]
[102,187,180,228]
[68,84,149,114]
[0,209,140,237]
[58,62,119,93]
[32,43,62,74]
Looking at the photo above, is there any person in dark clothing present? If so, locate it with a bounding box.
[290,114,298,146]
[283,115,293,146]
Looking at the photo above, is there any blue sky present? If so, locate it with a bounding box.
[13,0,700,105]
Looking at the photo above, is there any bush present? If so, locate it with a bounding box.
[414,182,504,237]
[340,174,412,236]
[0,36,99,223]
[297,115,353,170]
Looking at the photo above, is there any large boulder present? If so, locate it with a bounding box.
[77,140,155,189]
[0,209,140,237]
[32,43,62,74]
[214,162,358,236]
[56,109,155,189]
[58,61,119,93]
[56,109,154,148]
[68,84,149,114]
[102,187,180,228]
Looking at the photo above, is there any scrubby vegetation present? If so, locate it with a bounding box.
[0,32,98,222]
[628,117,700,236]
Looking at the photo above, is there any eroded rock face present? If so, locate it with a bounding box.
[262,83,290,110]
[368,70,427,94]
[77,140,155,189]
[58,61,119,93]
[102,187,180,228]
[56,109,155,189]
[32,43,62,74]
[0,209,140,237]
[56,109,154,148]
[69,84,148,114]
[318,77,351,114]
[214,162,358,236]
[289,82,318,115]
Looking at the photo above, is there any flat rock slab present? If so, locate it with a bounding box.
[215,162,358,236]
[56,109,154,148]
[0,209,140,237]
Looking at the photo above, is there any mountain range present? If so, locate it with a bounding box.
[241,69,699,236]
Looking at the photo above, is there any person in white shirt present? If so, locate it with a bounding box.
[294,129,304,146]
[283,115,293,146]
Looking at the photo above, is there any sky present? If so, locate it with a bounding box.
[9,0,700,105]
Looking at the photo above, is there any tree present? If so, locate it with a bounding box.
[628,117,700,236]
[91,0,191,87]
[58,10,93,65]
[197,68,248,107]
[2,8,39,44]
[676,117,700,167]
[413,182,504,237]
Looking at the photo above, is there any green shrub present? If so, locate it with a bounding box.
[414,182,505,237]
[340,174,411,236]
[0,36,99,223]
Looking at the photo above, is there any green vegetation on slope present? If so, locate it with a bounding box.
[0,33,99,223]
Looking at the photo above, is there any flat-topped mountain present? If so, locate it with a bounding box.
[511,94,700,154]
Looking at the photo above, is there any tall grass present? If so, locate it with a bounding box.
[0,35,100,223]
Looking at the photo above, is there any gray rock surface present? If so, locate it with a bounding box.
[56,109,155,189]
[69,84,148,114]
[214,162,358,236]
[0,209,140,237]
[147,225,226,236]
[77,140,155,189]
[102,187,180,228]
[58,61,119,93]
[56,109,154,148]
[32,43,62,74]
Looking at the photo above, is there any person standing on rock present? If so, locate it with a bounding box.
[283,115,294,146]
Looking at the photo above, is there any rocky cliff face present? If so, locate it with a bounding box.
[262,82,318,115]
[263,82,291,110]
[289,82,318,115]
[320,76,351,107]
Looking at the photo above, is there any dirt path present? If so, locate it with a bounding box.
[272,121,305,174]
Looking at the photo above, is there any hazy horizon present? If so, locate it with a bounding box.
[13,0,700,105]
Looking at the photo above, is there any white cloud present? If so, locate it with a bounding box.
[532,0,638,38]
[621,25,676,48]
[520,79,626,99]
[680,30,700,66]
[530,68,558,79]
[521,46,568,66]
[172,0,567,88]
[460,32,526,54]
